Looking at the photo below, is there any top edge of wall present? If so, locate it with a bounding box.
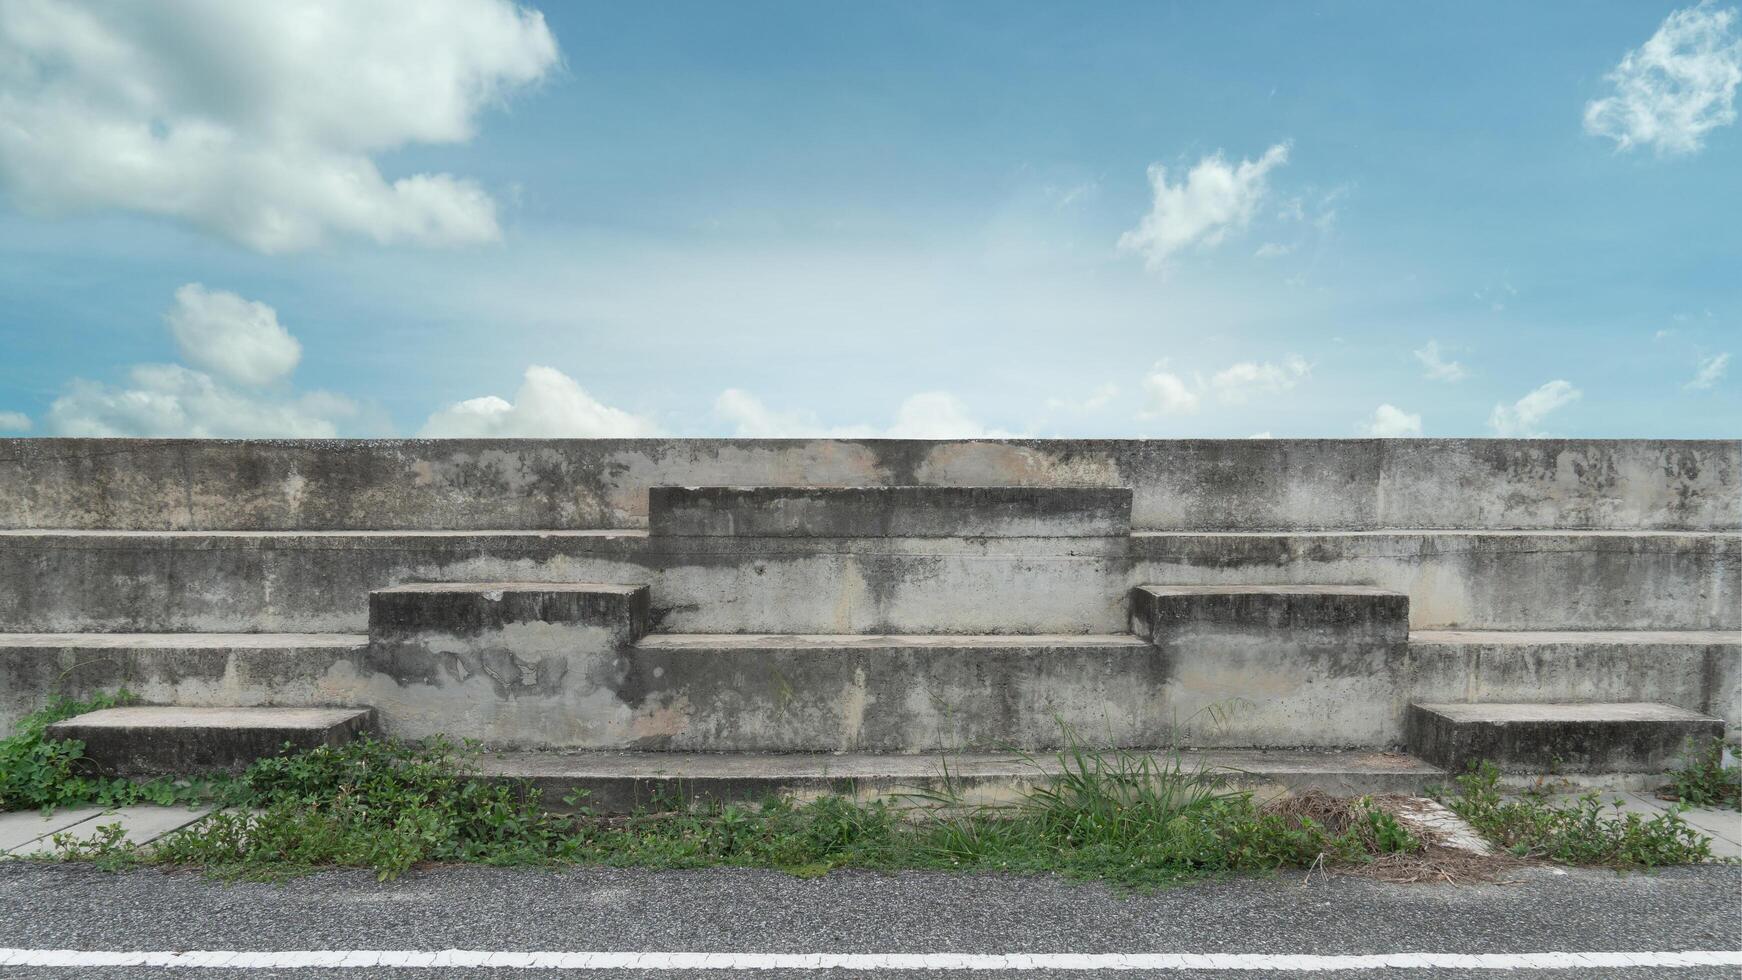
[0,438,1736,532]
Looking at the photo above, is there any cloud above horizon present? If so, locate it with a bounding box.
[715,389,1010,439]
[43,286,361,437]
[0,0,558,252]
[1584,3,1742,155]
[420,366,661,437]
[1488,380,1582,436]
[1118,143,1290,270]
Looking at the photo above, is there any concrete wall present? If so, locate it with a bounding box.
[3,528,1733,633]
[3,438,1736,531]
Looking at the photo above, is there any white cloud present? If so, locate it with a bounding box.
[0,0,559,251]
[420,366,660,437]
[1209,356,1310,404]
[1043,383,1120,414]
[1117,142,1290,270]
[1686,351,1731,389]
[165,284,300,385]
[1247,431,1274,439]
[1584,3,1742,155]
[1413,340,1467,382]
[1488,380,1582,436]
[48,364,357,437]
[1140,369,1201,417]
[714,389,1008,439]
[1360,403,1423,438]
[0,410,30,431]
[44,286,359,436]
[1253,242,1294,259]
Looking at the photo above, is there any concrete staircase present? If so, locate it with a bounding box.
[1,438,1735,809]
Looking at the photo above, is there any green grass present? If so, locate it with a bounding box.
[3,696,1723,881]
[1437,763,1714,867]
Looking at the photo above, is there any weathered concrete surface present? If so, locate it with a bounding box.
[8,628,1728,752]
[342,633,1176,752]
[1406,701,1725,774]
[1130,530,1741,631]
[45,705,376,776]
[648,486,1132,537]
[370,581,649,640]
[1,529,1732,633]
[0,633,366,732]
[3,439,1734,531]
[1132,585,1410,748]
[1408,630,1742,727]
[362,583,652,748]
[484,748,1446,813]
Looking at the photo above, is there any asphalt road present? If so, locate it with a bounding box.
[0,861,1736,978]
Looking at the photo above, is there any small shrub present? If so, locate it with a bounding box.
[0,692,215,813]
[1661,737,1740,810]
[1441,763,1712,867]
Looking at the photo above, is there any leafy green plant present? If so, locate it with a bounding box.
[1661,737,1740,810]
[1440,763,1712,866]
[156,736,571,880]
[0,692,218,813]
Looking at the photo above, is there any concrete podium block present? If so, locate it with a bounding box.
[1129,585,1411,748]
[1406,701,1725,774]
[359,582,652,747]
[46,705,376,775]
[647,486,1133,538]
[369,582,649,642]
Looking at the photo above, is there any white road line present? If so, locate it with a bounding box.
[0,948,1736,971]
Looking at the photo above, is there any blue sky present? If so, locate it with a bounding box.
[0,0,1736,438]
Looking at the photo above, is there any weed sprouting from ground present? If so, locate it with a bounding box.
[1439,763,1712,867]
[1659,737,1741,810]
[0,692,221,813]
[3,703,1721,881]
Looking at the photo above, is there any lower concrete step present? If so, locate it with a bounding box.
[46,705,377,776]
[1405,701,1725,775]
[0,632,368,732]
[481,748,1445,813]
[1407,629,1740,726]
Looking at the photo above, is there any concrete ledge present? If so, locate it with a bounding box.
[1130,584,1410,641]
[3,439,1734,531]
[1407,630,1741,727]
[1406,701,1725,774]
[1,529,1733,633]
[0,633,367,732]
[369,582,649,640]
[648,486,1133,537]
[46,705,377,776]
[483,748,1446,813]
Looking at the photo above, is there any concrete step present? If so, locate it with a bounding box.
[0,632,368,732]
[369,581,650,638]
[616,633,1159,752]
[3,527,1732,634]
[46,705,377,776]
[1405,701,1725,775]
[481,748,1447,813]
[1130,585,1409,748]
[1407,629,1741,727]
